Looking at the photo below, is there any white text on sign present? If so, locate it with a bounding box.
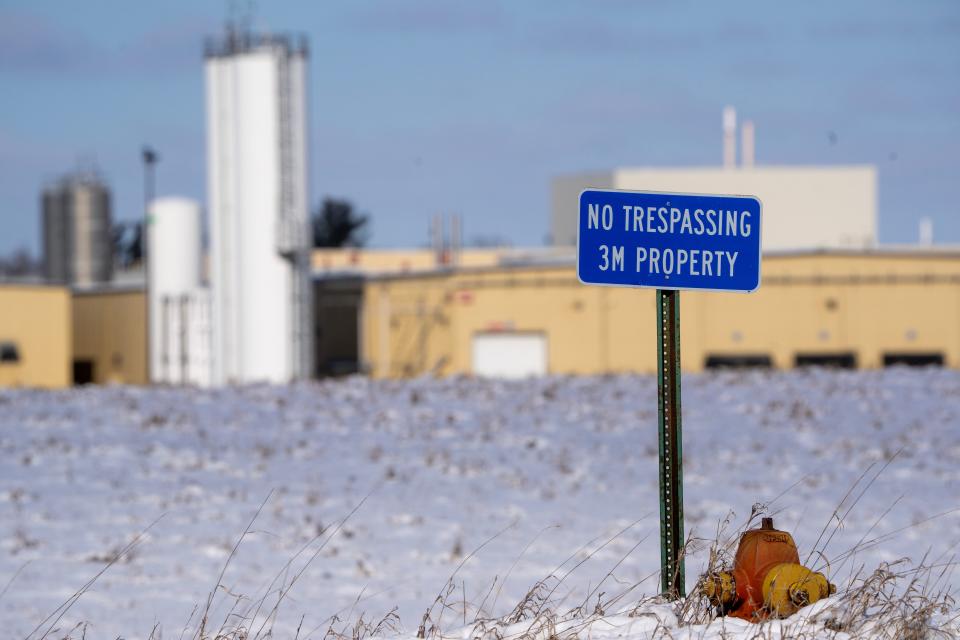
[588,204,752,278]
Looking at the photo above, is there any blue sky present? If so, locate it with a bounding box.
[1,0,958,255]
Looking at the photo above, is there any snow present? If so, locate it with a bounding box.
[1,368,958,639]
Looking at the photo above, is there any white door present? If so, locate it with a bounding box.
[471,332,547,379]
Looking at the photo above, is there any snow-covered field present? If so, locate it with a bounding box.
[1,369,958,639]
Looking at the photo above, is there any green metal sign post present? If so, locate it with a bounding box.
[577,189,762,601]
[657,289,685,598]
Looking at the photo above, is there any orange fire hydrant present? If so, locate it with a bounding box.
[700,517,836,621]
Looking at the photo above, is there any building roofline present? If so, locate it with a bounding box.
[0,279,68,291]
[764,246,960,259]
[617,164,877,172]
[325,246,960,284]
[71,284,145,296]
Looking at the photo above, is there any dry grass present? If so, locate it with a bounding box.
[24,471,960,640]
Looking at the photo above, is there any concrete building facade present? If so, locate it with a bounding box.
[552,166,877,251]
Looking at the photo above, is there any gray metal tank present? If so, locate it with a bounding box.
[41,172,113,286]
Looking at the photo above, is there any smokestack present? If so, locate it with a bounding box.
[741,120,755,168]
[919,217,934,246]
[723,106,737,168]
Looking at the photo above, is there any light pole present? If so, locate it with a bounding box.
[142,146,158,383]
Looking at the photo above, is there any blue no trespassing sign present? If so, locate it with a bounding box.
[577,189,762,293]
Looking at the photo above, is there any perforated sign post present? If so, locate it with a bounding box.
[576,188,762,599]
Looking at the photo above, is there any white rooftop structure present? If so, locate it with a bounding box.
[552,108,878,252]
[552,165,877,252]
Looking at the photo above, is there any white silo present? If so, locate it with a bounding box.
[205,29,313,384]
[148,197,211,386]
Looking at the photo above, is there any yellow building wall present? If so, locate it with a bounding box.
[0,285,71,388]
[72,289,147,385]
[361,252,960,378]
[313,248,508,274]
[312,247,574,275]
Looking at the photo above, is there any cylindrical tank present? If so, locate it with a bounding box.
[40,173,113,286]
[148,197,202,295]
[206,32,313,384]
[42,187,70,283]
[72,180,113,286]
[148,197,203,383]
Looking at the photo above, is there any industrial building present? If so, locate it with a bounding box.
[313,249,960,378]
[41,170,114,286]
[552,165,877,251]
[6,96,953,389]
[205,30,313,385]
[9,27,319,390]
[0,271,144,390]
[552,108,877,252]
[0,284,72,388]
[4,246,956,388]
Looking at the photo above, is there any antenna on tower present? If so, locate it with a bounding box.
[240,0,256,35]
[226,0,238,32]
[225,0,255,41]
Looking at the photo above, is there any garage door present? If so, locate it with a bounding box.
[471,332,547,379]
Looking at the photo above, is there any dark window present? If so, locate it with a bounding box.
[704,354,773,369]
[0,342,19,363]
[73,360,95,385]
[795,353,857,369]
[883,353,944,368]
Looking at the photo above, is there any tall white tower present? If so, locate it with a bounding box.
[205,30,313,384]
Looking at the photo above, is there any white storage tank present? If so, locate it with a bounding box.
[205,30,313,384]
[148,197,211,386]
[149,197,202,296]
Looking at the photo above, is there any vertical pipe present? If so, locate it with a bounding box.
[180,294,189,384]
[142,147,158,383]
[657,289,685,598]
[723,106,737,169]
[451,214,461,267]
[741,120,755,168]
[379,287,391,378]
[431,215,441,265]
[356,292,365,374]
[417,297,426,374]
[440,215,448,265]
[456,214,463,265]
